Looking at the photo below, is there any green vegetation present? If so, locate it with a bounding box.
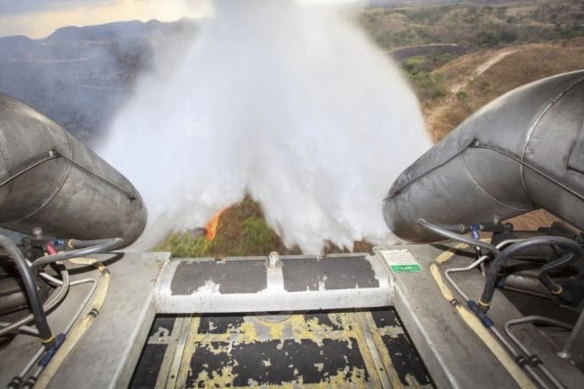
[402,52,456,73]
[155,197,301,258]
[476,27,518,47]
[400,54,452,106]
[158,233,213,258]
[359,0,584,51]
[427,39,584,142]
[155,196,374,258]
[455,90,468,102]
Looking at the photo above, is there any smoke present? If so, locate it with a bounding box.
[99,0,431,254]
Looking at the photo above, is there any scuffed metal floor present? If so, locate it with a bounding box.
[130,309,434,388]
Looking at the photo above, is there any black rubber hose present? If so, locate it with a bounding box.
[31,238,123,272]
[479,236,582,312]
[0,235,54,347]
[539,244,583,296]
[417,218,500,257]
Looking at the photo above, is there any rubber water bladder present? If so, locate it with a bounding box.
[0,92,146,247]
[383,70,584,242]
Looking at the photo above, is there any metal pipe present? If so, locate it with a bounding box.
[441,239,521,304]
[505,316,571,389]
[441,241,574,388]
[490,326,551,389]
[30,238,122,272]
[0,235,53,346]
[66,239,118,249]
[0,262,69,337]
[501,274,555,299]
[432,248,550,388]
[444,255,489,302]
[384,70,584,243]
[0,322,39,336]
[417,218,500,257]
[560,308,584,362]
[13,278,97,384]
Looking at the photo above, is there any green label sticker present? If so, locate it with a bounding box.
[380,249,422,273]
[390,264,422,273]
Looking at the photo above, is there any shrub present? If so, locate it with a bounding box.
[455,90,468,101]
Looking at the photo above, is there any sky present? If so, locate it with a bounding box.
[0,0,214,38]
[0,0,364,39]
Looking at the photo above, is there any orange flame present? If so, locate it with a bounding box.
[205,208,225,241]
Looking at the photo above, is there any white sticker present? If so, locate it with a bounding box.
[380,249,422,273]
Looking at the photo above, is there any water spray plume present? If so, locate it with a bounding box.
[99,0,431,254]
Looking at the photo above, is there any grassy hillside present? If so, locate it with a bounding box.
[372,0,584,111]
[425,38,584,141]
[417,38,584,230]
[155,197,374,258]
[155,197,300,258]
[359,0,584,50]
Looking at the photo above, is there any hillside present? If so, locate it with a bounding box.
[424,38,584,141]
[155,197,375,258]
[414,38,584,231]
[0,19,197,144]
[359,0,584,50]
[1,0,581,146]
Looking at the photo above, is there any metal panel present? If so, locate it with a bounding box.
[135,310,434,388]
[155,254,393,314]
[382,245,517,389]
[49,252,167,388]
[282,255,379,292]
[170,260,267,295]
[0,252,169,389]
[386,244,584,389]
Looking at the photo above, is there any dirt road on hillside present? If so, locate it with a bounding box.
[427,48,518,136]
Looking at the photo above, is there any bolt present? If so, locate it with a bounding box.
[267,251,282,269]
[32,227,42,238]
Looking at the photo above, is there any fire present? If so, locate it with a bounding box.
[205,208,225,241]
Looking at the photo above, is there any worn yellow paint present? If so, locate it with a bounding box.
[360,311,434,389]
[290,315,325,346]
[268,320,284,339]
[175,316,201,388]
[175,311,432,388]
[430,263,455,301]
[355,311,406,388]
[435,242,469,264]
[201,341,230,356]
[328,366,368,384]
[376,324,406,338]
[233,321,259,344]
[190,366,239,389]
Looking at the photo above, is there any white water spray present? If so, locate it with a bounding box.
[99,0,431,253]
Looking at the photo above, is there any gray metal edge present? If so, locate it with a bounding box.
[154,254,393,314]
[384,245,520,389]
[45,251,170,389]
